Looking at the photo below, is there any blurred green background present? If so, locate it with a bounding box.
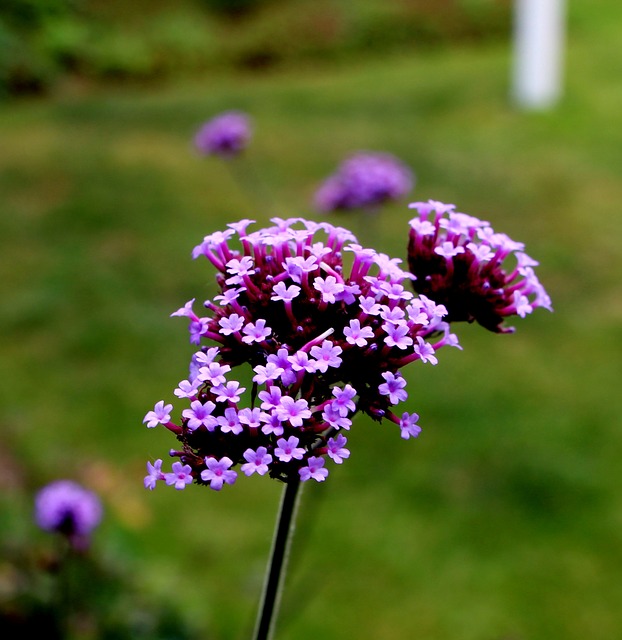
[1,0,622,638]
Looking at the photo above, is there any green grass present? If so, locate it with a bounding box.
[2,3,622,638]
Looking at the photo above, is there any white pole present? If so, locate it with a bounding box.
[512,0,566,109]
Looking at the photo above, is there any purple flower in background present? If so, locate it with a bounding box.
[407,199,553,333]
[194,110,252,157]
[143,217,460,491]
[35,480,102,549]
[314,151,414,212]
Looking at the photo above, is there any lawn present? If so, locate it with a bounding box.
[1,3,622,639]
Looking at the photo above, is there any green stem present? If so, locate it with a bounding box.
[253,476,303,640]
[225,156,278,217]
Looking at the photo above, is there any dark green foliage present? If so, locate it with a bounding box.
[198,0,273,19]
[0,0,78,28]
[0,0,511,97]
[0,540,199,639]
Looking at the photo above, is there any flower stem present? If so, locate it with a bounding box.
[225,156,277,217]
[253,475,303,640]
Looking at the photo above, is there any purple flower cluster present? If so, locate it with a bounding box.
[194,111,252,157]
[34,480,103,548]
[314,152,414,212]
[407,200,553,333]
[144,218,461,491]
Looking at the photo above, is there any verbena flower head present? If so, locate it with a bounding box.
[407,199,553,333]
[194,111,252,157]
[34,480,103,549]
[314,152,414,212]
[144,218,461,491]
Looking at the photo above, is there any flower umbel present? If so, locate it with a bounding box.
[194,111,252,157]
[144,217,459,491]
[34,480,103,549]
[407,199,553,333]
[314,152,414,212]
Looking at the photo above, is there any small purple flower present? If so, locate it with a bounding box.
[322,403,352,430]
[378,371,408,405]
[283,256,318,283]
[194,111,252,157]
[144,459,164,490]
[299,456,329,482]
[143,401,173,428]
[309,339,342,373]
[267,349,297,386]
[217,407,243,434]
[383,321,414,350]
[274,396,312,427]
[182,400,217,431]
[380,306,406,324]
[434,241,465,259]
[212,380,245,403]
[314,275,345,304]
[197,361,231,385]
[225,256,255,284]
[201,457,238,491]
[258,386,282,411]
[327,434,350,464]
[314,151,414,212]
[35,480,102,548]
[343,319,374,347]
[332,384,357,416]
[260,410,285,436]
[359,296,382,316]
[170,298,197,319]
[336,282,361,305]
[512,291,533,318]
[242,318,272,344]
[274,436,305,462]
[164,461,194,490]
[253,362,284,384]
[399,412,421,440]
[288,350,317,374]
[271,282,301,302]
[174,378,201,399]
[238,407,262,429]
[214,286,246,306]
[193,347,220,366]
[188,317,211,345]
[240,447,273,476]
[378,281,412,302]
[219,313,245,336]
[413,336,438,364]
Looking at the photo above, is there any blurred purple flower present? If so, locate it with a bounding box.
[194,111,252,157]
[34,480,102,549]
[314,152,414,212]
[407,199,553,333]
[144,217,460,491]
